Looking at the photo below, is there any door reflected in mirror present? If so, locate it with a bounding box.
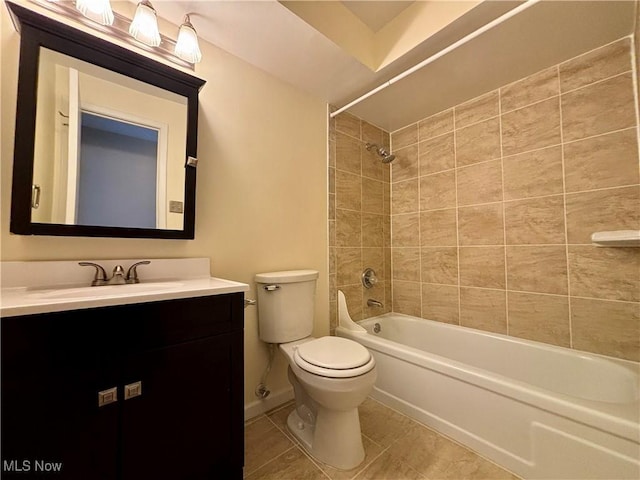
[33,48,188,230]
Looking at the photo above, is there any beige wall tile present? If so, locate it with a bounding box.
[328,193,335,221]
[383,214,391,247]
[362,121,383,145]
[503,146,563,200]
[362,213,384,247]
[571,298,640,362]
[459,246,505,289]
[455,118,501,167]
[335,170,361,211]
[328,219,336,246]
[336,132,361,174]
[561,72,636,142]
[419,133,455,175]
[565,186,640,244]
[329,139,336,168]
[455,90,499,128]
[393,280,422,317]
[458,203,504,245]
[560,38,633,92]
[422,283,459,324]
[456,159,503,206]
[460,287,507,334]
[336,209,361,247]
[419,170,456,211]
[362,178,384,214]
[501,66,559,112]
[336,247,362,286]
[393,248,421,281]
[504,195,565,245]
[502,97,561,156]
[392,124,418,150]
[392,179,419,214]
[328,166,335,194]
[568,246,640,302]
[421,247,458,285]
[363,247,385,281]
[392,144,419,182]
[340,284,363,320]
[362,148,386,181]
[506,246,568,295]
[563,128,639,193]
[508,292,570,347]
[419,109,453,140]
[420,209,457,246]
[335,112,361,138]
[393,213,420,247]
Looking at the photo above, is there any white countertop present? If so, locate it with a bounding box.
[0,258,249,317]
[1,277,249,317]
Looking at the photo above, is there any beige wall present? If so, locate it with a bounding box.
[329,111,392,329]
[1,5,329,406]
[386,37,639,362]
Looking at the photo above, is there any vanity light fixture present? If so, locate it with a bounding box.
[175,15,202,64]
[35,0,202,68]
[129,0,161,47]
[74,0,114,26]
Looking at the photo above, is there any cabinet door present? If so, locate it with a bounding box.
[120,332,243,479]
[1,313,119,480]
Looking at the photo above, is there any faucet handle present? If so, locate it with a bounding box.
[79,262,108,286]
[126,261,151,284]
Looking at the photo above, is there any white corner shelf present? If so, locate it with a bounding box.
[590,230,640,247]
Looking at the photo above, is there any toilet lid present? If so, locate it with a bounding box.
[293,337,375,378]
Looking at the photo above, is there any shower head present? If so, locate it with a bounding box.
[365,143,395,163]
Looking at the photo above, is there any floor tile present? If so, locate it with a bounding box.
[354,451,425,479]
[244,416,294,475]
[245,447,328,480]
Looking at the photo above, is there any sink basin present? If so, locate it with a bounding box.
[28,282,185,300]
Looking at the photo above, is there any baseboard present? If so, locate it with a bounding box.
[244,387,294,421]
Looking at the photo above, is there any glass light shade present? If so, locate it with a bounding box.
[175,17,202,64]
[75,0,114,26]
[129,0,161,47]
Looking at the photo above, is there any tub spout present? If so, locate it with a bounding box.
[367,299,383,308]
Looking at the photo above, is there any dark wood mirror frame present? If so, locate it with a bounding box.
[7,2,206,239]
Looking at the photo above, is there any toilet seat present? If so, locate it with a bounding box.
[293,337,375,378]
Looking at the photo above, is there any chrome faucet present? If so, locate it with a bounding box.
[79,261,151,286]
[367,299,383,308]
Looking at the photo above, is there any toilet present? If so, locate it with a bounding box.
[255,270,377,470]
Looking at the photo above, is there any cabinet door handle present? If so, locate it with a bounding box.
[98,387,118,407]
[124,381,142,400]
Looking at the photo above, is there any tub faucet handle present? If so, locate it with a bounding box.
[126,260,151,284]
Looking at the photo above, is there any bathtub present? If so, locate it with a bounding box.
[335,292,640,479]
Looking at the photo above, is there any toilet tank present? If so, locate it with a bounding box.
[255,270,319,344]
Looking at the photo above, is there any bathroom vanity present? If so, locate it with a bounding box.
[1,259,249,479]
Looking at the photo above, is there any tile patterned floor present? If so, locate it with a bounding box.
[244,397,521,480]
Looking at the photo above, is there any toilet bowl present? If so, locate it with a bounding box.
[255,270,377,470]
[280,337,376,469]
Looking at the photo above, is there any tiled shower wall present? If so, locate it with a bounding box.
[328,112,392,332]
[388,37,639,362]
[329,36,640,362]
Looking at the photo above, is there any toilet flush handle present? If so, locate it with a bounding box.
[263,284,280,291]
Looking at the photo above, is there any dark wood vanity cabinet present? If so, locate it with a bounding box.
[1,293,244,479]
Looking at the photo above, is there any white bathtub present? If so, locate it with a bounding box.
[336,293,640,479]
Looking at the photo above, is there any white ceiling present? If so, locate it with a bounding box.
[341,1,415,33]
[151,1,636,132]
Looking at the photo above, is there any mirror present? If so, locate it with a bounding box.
[9,2,206,239]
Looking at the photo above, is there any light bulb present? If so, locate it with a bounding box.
[75,0,114,26]
[175,15,202,64]
[129,0,161,47]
